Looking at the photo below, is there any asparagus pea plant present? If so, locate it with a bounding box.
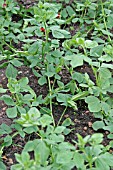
[1,0,113,169]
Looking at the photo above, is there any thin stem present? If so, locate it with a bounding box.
[4,41,28,54]
[48,76,55,127]
[38,105,51,114]
[51,79,56,91]
[12,132,19,138]
[57,106,67,126]
[4,41,16,52]
[44,21,48,42]
[82,46,87,56]
[91,65,103,101]
[100,0,111,43]
[36,132,43,139]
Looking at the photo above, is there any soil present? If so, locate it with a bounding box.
[0,0,112,169]
[0,61,111,170]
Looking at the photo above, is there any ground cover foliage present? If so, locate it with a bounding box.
[1,0,113,169]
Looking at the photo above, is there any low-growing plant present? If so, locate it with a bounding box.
[11,133,113,170]
[1,0,113,169]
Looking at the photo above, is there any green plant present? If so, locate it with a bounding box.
[1,0,113,169]
[11,133,113,170]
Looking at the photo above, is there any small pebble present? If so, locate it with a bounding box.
[85,110,90,114]
[64,114,69,118]
[105,131,109,135]
[109,149,113,154]
[50,81,53,84]
[88,122,92,127]
[83,127,87,131]
[2,107,7,111]
[8,158,13,164]
[74,119,80,123]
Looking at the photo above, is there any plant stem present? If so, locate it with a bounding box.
[100,0,111,43]
[48,76,55,127]
[44,21,48,42]
[4,41,28,54]
[57,106,67,126]
[38,105,51,114]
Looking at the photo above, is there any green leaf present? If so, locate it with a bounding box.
[19,77,29,85]
[45,72,54,77]
[92,121,105,131]
[56,150,73,164]
[57,81,64,88]
[101,63,113,69]
[6,106,17,118]
[95,154,111,170]
[0,88,7,93]
[95,160,109,170]
[107,85,113,93]
[68,100,77,110]
[62,118,72,127]
[16,108,41,127]
[101,29,113,36]
[40,115,53,127]
[17,106,26,114]
[15,151,30,165]
[65,54,84,68]
[110,140,113,148]
[107,14,113,28]
[0,161,6,170]
[58,142,75,150]
[38,76,47,85]
[103,125,113,133]
[99,68,111,89]
[52,30,64,39]
[72,91,89,101]
[0,62,8,69]
[73,152,84,168]
[72,72,84,83]
[54,126,65,134]
[23,26,37,34]
[28,107,40,118]
[99,67,111,79]
[0,123,12,134]
[90,133,103,144]
[0,95,15,106]
[22,151,31,164]
[4,135,12,147]
[85,40,98,48]
[17,33,25,41]
[52,29,70,39]
[0,0,4,8]
[6,64,18,78]
[24,126,38,134]
[107,134,113,139]
[50,134,64,143]
[100,152,113,166]
[10,59,23,67]
[28,42,39,54]
[23,141,34,152]
[35,140,50,165]
[85,96,101,112]
[90,45,104,57]
[66,6,75,16]
[76,38,85,46]
[57,93,70,105]
[101,101,110,114]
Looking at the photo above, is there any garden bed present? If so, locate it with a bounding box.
[1,0,113,170]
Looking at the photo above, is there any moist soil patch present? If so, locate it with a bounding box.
[0,64,111,169]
